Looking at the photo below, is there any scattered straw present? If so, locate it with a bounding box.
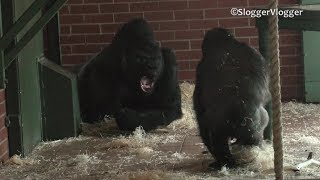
[1,84,320,179]
[4,155,37,166]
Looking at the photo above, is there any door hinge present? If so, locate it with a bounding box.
[5,114,20,127]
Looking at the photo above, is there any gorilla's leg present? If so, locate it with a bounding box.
[197,109,236,169]
[202,128,235,169]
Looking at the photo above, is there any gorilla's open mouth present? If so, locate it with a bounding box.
[140,76,154,93]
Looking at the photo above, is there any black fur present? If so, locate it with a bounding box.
[78,18,182,131]
[193,28,270,169]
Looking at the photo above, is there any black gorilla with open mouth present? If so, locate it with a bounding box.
[78,18,182,131]
[193,28,270,169]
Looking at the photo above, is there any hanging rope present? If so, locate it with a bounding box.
[268,0,284,179]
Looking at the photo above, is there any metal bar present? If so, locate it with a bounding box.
[0,0,47,50]
[256,16,273,140]
[45,14,62,65]
[0,1,4,88]
[4,0,67,68]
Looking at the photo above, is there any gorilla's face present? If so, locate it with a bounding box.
[124,42,163,94]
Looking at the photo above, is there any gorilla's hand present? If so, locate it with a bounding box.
[115,108,167,131]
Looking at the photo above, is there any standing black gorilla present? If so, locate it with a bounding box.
[78,18,182,131]
[193,28,270,169]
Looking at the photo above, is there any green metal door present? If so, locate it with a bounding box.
[301,0,320,4]
[16,0,43,155]
[303,31,320,102]
[302,0,320,102]
[5,0,43,156]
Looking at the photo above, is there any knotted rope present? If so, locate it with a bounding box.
[268,0,284,179]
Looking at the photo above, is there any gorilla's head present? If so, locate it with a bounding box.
[202,28,234,56]
[123,41,164,94]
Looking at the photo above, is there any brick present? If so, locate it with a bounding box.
[249,18,256,27]
[154,31,175,41]
[279,46,297,55]
[162,41,190,50]
[235,27,258,37]
[295,86,304,101]
[59,15,84,24]
[159,21,189,31]
[175,10,204,20]
[0,127,8,143]
[178,61,190,70]
[281,75,304,86]
[84,14,113,23]
[279,0,299,5]
[175,50,201,60]
[280,66,296,75]
[0,103,6,115]
[72,44,105,54]
[175,30,204,40]
[60,25,71,34]
[62,55,89,65]
[130,2,159,12]
[100,4,129,13]
[159,1,188,11]
[84,0,113,3]
[219,18,249,28]
[217,0,248,7]
[71,24,100,34]
[114,13,143,22]
[57,0,303,100]
[70,5,99,14]
[188,0,217,9]
[59,6,70,15]
[280,56,301,65]
[281,86,298,101]
[0,139,9,159]
[189,19,218,30]
[190,40,202,49]
[279,35,301,45]
[236,37,250,44]
[0,151,9,163]
[86,34,114,43]
[60,35,86,44]
[144,11,174,21]
[66,0,83,4]
[279,29,300,35]
[178,70,196,80]
[61,45,72,54]
[205,8,233,19]
[115,0,145,2]
[101,23,122,33]
[0,116,5,129]
[150,22,160,31]
[189,60,200,69]
[249,37,259,47]
[248,0,269,7]
[295,65,304,75]
[0,89,5,102]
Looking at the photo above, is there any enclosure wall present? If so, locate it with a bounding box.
[0,89,8,162]
[58,0,303,101]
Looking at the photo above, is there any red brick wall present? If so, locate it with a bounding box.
[59,0,303,101]
[0,89,8,163]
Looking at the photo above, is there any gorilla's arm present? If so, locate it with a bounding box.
[115,48,182,131]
